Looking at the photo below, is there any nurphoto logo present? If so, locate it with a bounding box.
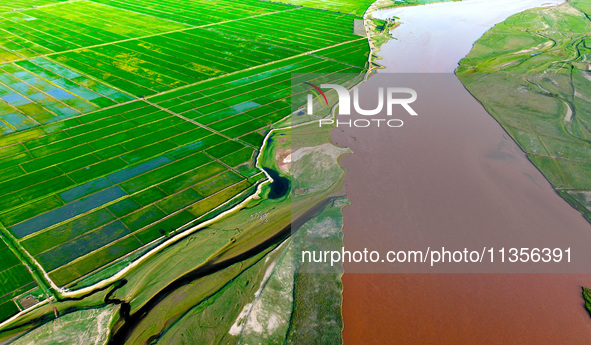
[305,82,418,128]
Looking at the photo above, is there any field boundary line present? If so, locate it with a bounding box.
[88,0,300,28]
[5,7,302,64]
[49,176,256,283]
[0,281,36,303]
[25,57,136,103]
[308,53,366,69]
[0,222,56,303]
[0,66,369,328]
[0,0,82,15]
[0,3,376,331]
[0,60,109,117]
[85,0,200,28]
[16,164,238,252]
[13,147,243,248]
[0,39,363,154]
[38,1,189,39]
[49,131,274,298]
[202,151,249,182]
[0,30,49,61]
[0,22,79,53]
[143,99,258,149]
[145,37,368,100]
[41,67,366,298]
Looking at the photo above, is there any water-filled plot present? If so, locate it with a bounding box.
[0,1,188,62]
[0,58,133,133]
[0,0,370,327]
[150,54,364,146]
[0,239,38,323]
[0,101,263,286]
[52,8,365,97]
[0,0,367,291]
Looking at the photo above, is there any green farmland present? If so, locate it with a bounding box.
[0,0,370,327]
[52,8,365,97]
[0,58,133,134]
[93,0,292,26]
[264,0,375,15]
[0,237,38,324]
[0,0,67,13]
[0,2,188,62]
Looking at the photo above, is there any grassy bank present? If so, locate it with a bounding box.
[457,0,591,223]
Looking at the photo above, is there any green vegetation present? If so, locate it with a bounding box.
[0,58,133,133]
[0,0,372,329]
[260,0,374,15]
[400,0,457,3]
[0,120,349,343]
[0,100,263,286]
[0,237,37,323]
[99,121,350,344]
[53,8,365,97]
[287,197,347,344]
[457,1,591,222]
[314,39,370,68]
[9,306,117,345]
[231,243,295,345]
[0,51,362,288]
[0,0,67,13]
[92,0,293,26]
[0,2,187,62]
[583,286,591,317]
[135,239,288,345]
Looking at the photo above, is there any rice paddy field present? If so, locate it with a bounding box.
[0,58,133,134]
[0,2,188,62]
[261,0,376,15]
[51,8,365,97]
[0,0,67,13]
[0,237,38,323]
[0,0,370,325]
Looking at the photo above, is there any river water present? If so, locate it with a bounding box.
[340,0,591,343]
[372,0,565,73]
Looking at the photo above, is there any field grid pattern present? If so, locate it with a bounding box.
[0,237,38,323]
[0,0,369,321]
[0,58,133,134]
[0,0,67,13]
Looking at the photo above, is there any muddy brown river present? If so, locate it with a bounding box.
[339,0,591,343]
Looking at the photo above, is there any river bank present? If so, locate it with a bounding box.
[342,0,591,343]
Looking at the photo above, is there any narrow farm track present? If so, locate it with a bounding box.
[2,7,303,64]
[0,0,373,330]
